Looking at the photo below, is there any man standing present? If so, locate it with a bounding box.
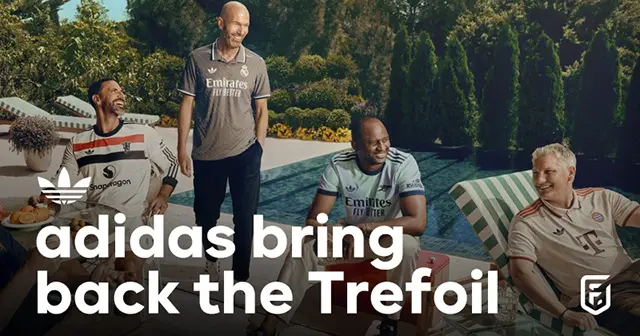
[176,1,271,283]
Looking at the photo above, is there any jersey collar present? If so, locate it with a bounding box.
[94,119,123,137]
[355,153,385,176]
[540,190,581,218]
[211,38,246,63]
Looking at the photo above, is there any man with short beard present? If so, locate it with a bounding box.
[248,116,427,336]
[176,1,271,284]
[34,78,179,309]
[508,143,640,335]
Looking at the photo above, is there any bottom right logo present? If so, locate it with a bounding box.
[580,275,611,315]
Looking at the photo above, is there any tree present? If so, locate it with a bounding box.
[573,29,621,157]
[384,26,411,142]
[479,23,520,151]
[518,32,565,151]
[126,0,206,57]
[438,36,478,146]
[403,31,438,145]
[617,55,640,162]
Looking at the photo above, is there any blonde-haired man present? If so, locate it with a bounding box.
[507,143,640,335]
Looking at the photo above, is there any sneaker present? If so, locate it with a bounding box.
[376,319,398,336]
[205,260,220,282]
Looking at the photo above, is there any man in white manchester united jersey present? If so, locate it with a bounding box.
[249,117,427,336]
[36,79,178,307]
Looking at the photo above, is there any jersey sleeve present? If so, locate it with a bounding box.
[605,189,640,227]
[252,58,271,99]
[145,127,179,188]
[51,142,82,186]
[396,155,425,197]
[178,52,197,97]
[317,161,340,197]
[506,216,538,263]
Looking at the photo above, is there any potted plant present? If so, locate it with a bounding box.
[9,116,59,172]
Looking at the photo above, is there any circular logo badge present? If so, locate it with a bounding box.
[240,65,249,77]
[592,212,604,222]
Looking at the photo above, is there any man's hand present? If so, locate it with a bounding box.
[148,195,169,215]
[562,310,599,331]
[25,248,60,274]
[178,151,192,177]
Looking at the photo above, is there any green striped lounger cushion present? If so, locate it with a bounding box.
[449,170,602,336]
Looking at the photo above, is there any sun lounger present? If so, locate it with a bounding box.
[449,170,614,336]
[0,97,95,132]
[54,95,160,126]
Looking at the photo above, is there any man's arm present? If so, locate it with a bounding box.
[254,98,268,148]
[510,258,567,317]
[362,154,426,235]
[358,194,426,236]
[253,58,271,148]
[146,127,179,214]
[306,193,338,228]
[607,189,640,228]
[177,95,194,177]
[176,52,198,177]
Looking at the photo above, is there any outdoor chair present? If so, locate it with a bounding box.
[54,95,160,126]
[448,170,615,336]
[0,97,95,132]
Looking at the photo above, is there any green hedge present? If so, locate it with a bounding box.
[280,106,351,130]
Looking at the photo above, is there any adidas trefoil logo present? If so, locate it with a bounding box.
[37,167,91,205]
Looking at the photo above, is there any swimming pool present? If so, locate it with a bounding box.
[168,148,640,261]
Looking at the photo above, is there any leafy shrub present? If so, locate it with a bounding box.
[307,108,331,128]
[296,80,341,110]
[350,101,380,119]
[9,116,59,158]
[269,89,294,113]
[283,107,305,129]
[326,53,358,79]
[326,109,351,130]
[265,56,293,89]
[293,54,327,83]
[340,95,365,111]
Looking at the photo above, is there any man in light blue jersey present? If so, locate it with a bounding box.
[248,116,427,336]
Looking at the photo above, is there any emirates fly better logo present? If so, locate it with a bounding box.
[37,167,91,204]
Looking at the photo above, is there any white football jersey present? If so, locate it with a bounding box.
[50,120,178,217]
[317,147,425,225]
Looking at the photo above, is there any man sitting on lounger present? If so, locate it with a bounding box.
[247,116,427,336]
[33,78,179,308]
[507,143,640,335]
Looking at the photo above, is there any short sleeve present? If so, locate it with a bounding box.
[317,161,339,196]
[252,59,271,99]
[178,53,197,97]
[396,155,425,197]
[506,217,538,263]
[605,189,640,227]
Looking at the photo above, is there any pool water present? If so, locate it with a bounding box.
[169,148,640,261]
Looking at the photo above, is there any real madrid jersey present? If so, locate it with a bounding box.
[49,120,178,217]
[317,148,425,225]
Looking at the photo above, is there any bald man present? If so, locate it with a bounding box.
[247,116,427,336]
[177,0,271,283]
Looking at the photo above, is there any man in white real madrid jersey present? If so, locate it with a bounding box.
[248,117,427,336]
[35,78,179,306]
